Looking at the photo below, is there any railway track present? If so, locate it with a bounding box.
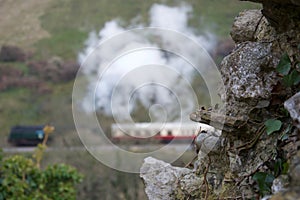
[3,144,194,153]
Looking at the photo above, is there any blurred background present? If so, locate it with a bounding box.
[0,0,260,199]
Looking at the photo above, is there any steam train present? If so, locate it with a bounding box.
[111,122,211,143]
[8,125,53,146]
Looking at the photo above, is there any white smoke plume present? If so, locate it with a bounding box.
[78,3,216,122]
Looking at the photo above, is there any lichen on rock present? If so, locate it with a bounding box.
[284,92,300,129]
[140,157,202,200]
[231,9,263,43]
[141,1,300,199]
[220,41,279,117]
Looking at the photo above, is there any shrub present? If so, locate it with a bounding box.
[0,134,83,200]
[0,45,26,62]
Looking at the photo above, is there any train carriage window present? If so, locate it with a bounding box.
[173,129,179,136]
[161,130,167,136]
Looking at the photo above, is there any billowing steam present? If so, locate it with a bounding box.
[78,3,216,122]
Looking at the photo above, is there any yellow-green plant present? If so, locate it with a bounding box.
[0,127,83,200]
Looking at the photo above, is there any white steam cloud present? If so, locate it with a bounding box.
[78,3,216,122]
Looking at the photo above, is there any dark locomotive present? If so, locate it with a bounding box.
[8,125,47,146]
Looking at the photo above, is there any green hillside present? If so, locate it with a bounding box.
[36,0,260,59]
[0,0,260,147]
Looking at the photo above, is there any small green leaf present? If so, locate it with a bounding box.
[276,53,291,75]
[279,124,292,141]
[280,134,289,141]
[283,124,292,134]
[290,69,300,85]
[253,172,275,195]
[265,119,282,135]
[283,69,300,87]
[282,162,289,174]
[274,158,282,177]
[282,75,292,86]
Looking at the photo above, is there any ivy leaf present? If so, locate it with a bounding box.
[282,162,289,174]
[253,172,275,195]
[291,69,300,85]
[276,53,291,75]
[274,158,282,177]
[265,119,282,135]
[283,69,300,87]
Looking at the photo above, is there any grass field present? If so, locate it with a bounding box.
[0,0,51,48]
[0,0,260,59]
[0,0,260,146]
[36,0,260,59]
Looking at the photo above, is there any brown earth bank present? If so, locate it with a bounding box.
[0,45,79,93]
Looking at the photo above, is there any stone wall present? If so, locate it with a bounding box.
[140,1,300,199]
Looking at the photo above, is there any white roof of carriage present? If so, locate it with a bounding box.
[111,122,213,130]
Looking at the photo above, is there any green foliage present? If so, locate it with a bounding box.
[276,53,291,75]
[282,69,300,86]
[42,164,83,200]
[257,52,298,196]
[34,29,87,60]
[0,150,83,200]
[274,158,282,177]
[0,81,77,147]
[37,0,260,59]
[253,158,289,197]
[0,149,3,162]
[264,119,282,135]
[252,172,275,196]
[276,53,300,87]
[282,162,289,175]
[0,88,46,141]
[279,124,292,141]
[274,158,289,177]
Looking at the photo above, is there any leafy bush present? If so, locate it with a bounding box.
[252,172,275,196]
[27,59,79,83]
[0,156,82,200]
[0,146,83,200]
[0,45,26,62]
[276,52,300,87]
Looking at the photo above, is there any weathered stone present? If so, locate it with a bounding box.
[272,175,289,194]
[254,15,277,42]
[140,157,202,200]
[142,1,300,199]
[262,3,300,31]
[270,189,300,200]
[220,41,279,117]
[284,92,300,129]
[231,10,263,43]
[222,42,278,100]
[190,107,249,132]
[241,0,300,32]
[241,0,300,5]
[290,150,300,185]
[194,129,222,154]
